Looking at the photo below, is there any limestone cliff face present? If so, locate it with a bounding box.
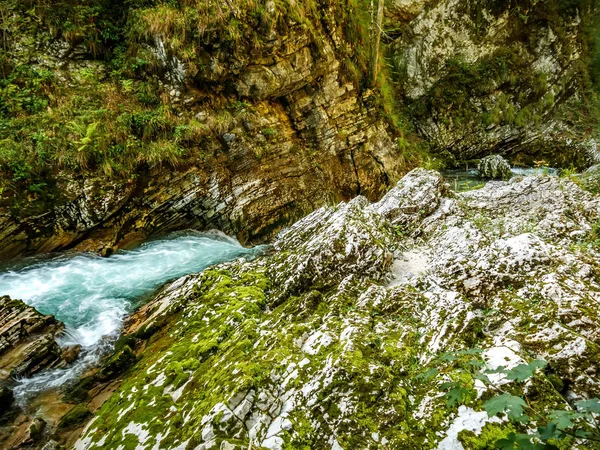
[0,2,403,260]
[388,0,599,165]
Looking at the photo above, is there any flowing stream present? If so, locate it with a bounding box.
[0,230,260,404]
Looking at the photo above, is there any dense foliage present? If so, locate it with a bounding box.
[432,350,600,449]
[0,0,417,214]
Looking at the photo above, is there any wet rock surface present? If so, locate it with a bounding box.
[0,296,65,382]
[0,386,14,414]
[0,295,72,449]
[72,170,600,449]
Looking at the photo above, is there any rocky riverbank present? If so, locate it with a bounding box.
[45,169,597,450]
[0,296,72,384]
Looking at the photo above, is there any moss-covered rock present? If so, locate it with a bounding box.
[388,0,600,167]
[98,345,136,381]
[477,155,512,180]
[57,405,93,431]
[75,170,600,449]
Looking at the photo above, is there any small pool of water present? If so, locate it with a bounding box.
[442,167,559,192]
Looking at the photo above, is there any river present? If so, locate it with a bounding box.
[0,230,259,404]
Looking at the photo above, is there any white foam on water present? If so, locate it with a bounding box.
[0,230,259,403]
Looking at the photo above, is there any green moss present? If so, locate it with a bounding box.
[57,405,93,430]
[98,345,136,380]
[458,422,517,449]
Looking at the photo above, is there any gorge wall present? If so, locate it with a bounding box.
[0,0,404,260]
[1,0,599,259]
[388,0,600,166]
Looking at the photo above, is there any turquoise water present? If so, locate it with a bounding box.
[0,230,260,402]
[442,167,559,192]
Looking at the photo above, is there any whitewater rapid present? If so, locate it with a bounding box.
[0,230,260,403]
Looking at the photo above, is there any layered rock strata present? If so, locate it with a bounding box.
[0,296,65,382]
[0,3,402,261]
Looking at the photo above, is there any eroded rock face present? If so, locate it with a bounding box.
[75,170,600,449]
[0,3,404,262]
[0,296,65,381]
[390,0,598,165]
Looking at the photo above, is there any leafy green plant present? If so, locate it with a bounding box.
[432,351,600,449]
[261,127,277,137]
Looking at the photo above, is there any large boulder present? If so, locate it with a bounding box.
[373,168,448,230]
[477,154,512,180]
[271,196,395,299]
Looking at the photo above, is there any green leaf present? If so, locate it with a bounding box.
[495,434,517,450]
[505,360,547,382]
[474,372,491,384]
[575,398,600,414]
[440,381,459,390]
[537,423,557,440]
[445,386,470,407]
[439,348,483,362]
[416,367,438,382]
[547,410,582,430]
[485,366,507,374]
[484,394,528,422]
[439,352,458,362]
[466,359,485,369]
[496,433,548,450]
[440,381,473,408]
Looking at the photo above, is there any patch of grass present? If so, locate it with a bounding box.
[261,127,277,137]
